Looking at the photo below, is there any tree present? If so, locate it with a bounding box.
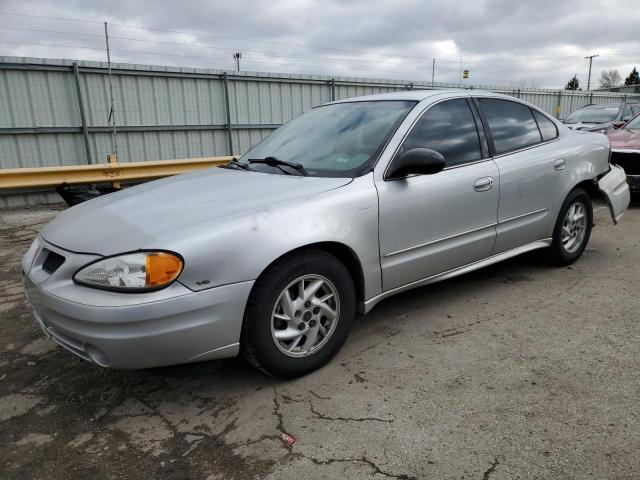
[565,75,580,91]
[599,69,621,88]
[624,67,640,86]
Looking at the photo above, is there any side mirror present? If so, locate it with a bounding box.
[386,148,446,179]
[613,121,625,129]
[622,116,632,122]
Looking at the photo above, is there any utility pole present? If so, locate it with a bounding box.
[104,21,117,158]
[431,58,435,88]
[584,53,599,91]
[232,52,242,71]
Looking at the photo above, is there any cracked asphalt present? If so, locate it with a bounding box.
[1,198,639,480]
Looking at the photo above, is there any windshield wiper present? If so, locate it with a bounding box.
[248,156,308,176]
[219,157,252,171]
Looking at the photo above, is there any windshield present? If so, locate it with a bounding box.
[238,100,416,177]
[624,115,640,129]
[564,107,619,124]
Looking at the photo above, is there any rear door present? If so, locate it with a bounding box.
[475,97,564,253]
[376,98,500,291]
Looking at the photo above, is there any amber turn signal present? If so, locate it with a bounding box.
[145,252,183,287]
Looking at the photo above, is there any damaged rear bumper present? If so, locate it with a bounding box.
[598,164,631,224]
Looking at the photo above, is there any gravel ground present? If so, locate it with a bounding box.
[0,198,638,480]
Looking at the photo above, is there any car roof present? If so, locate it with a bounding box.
[582,103,637,109]
[329,89,507,104]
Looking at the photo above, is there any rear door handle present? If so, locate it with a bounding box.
[554,158,566,171]
[473,176,494,192]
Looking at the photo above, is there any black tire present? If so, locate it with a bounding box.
[241,249,356,378]
[547,188,593,266]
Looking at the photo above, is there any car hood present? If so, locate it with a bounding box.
[41,167,352,256]
[607,128,640,150]
[565,121,611,131]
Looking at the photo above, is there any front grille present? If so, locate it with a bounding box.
[42,249,65,274]
[611,151,640,175]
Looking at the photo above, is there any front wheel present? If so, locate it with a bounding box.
[241,249,356,377]
[547,188,593,266]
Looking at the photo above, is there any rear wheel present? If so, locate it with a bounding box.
[548,188,593,266]
[241,249,356,377]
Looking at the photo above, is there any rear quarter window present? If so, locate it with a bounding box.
[478,98,542,154]
[532,110,559,142]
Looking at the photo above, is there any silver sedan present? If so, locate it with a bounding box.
[22,90,630,377]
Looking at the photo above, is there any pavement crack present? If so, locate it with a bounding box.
[271,383,295,451]
[309,402,393,423]
[271,384,286,435]
[441,330,466,337]
[300,454,417,479]
[234,432,281,447]
[308,389,331,400]
[482,457,499,480]
[135,396,181,437]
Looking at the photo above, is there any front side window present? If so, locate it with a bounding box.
[238,100,416,177]
[478,98,542,154]
[532,110,559,142]
[401,99,482,167]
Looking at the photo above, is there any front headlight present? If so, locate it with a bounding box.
[74,251,184,292]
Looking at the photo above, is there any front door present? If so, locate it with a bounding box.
[376,98,500,291]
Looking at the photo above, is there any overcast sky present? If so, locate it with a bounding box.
[0,0,639,88]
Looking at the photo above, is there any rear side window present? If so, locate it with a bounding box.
[532,110,558,142]
[478,98,542,154]
[402,98,482,167]
[631,105,640,116]
[621,104,633,120]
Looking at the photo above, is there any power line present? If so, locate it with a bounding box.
[0,25,104,37]
[0,40,587,84]
[0,40,416,73]
[0,24,596,70]
[0,11,441,60]
[0,24,469,68]
[0,11,610,66]
[1,11,635,88]
[0,11,103,24]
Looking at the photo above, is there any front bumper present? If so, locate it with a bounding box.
[22,238,253,369]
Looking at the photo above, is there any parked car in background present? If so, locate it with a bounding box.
[22,90,630,378]
[607,113,640,191]
[563,102,640,132]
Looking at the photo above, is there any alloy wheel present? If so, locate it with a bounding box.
[561,201,587,254]
[270,274,340,358]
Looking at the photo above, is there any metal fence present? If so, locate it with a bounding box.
[1,56,639,207]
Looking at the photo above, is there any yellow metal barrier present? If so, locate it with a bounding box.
[0,156,232,189]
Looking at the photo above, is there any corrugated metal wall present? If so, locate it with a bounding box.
[2,56,639,207]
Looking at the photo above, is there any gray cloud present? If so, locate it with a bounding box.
[0,0,639,88]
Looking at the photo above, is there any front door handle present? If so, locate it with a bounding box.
[554,158,566,171]
[474,176,494,192]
